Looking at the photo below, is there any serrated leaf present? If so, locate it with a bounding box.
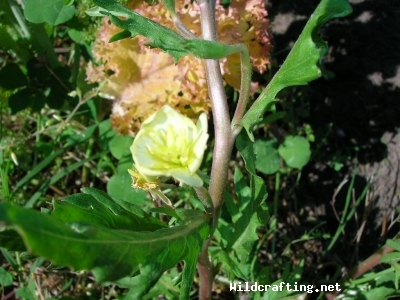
[92,0,188,63]
[24,0,76,26]
[241,0,352,140]
[230,168,268,259]
[218,132,269,279]
[0,203,210,299]
[278,136,311,169]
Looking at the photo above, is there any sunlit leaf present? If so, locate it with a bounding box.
[91,0,188,63]
[24,0,76,26]
[0,203,210,299]
[255,139,281,174]
[241,0,352,140]
[217,132,269,279]
[52,188,166,231]
[278,136,311,169]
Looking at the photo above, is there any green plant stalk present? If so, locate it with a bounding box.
[271,171,281,257]
[7,0,30,38]
[323,172,356,257]
[326,233,400,300]
[7,0,60,69]
[81,137,95,186]
[0,149,12,202]
[24,152,102,208]
[350,267,394,286]
[10,148,66,198]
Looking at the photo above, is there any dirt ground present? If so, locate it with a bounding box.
[266,0,400,281]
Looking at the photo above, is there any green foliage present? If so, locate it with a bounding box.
[254,139,280,174]
[24,0,76,26]
[1,0,388,298]
[213,132,269,280]
[0,196,211,298]
[53,187,166,231]
[0,267,13,287]
[88,0,187,63]
[241,0,352,140]
[109,134,134,160]
[88,0,245,63]
[341,270,400,300]
[0,63,27,90]
[254,136,311,174]
[278,136,311,169]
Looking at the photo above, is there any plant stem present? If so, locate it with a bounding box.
[231,44,251,135]
[271,171,281,257]
[197,0,236,299]
[197,239,213,300]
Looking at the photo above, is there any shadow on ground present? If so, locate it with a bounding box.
[267,0,400,272]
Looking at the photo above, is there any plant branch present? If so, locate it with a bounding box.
[198,0,233,229]
[196,0,236,299]
[231,44,251,137]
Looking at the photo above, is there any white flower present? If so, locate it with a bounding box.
[130,105,208,187]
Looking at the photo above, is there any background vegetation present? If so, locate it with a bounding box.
[0,0,399,299]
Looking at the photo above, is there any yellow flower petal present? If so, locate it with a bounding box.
[130,105,208,187]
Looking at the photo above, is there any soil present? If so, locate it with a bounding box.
[266,0,400,285]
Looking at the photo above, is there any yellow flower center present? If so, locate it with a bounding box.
[146,124,197,170]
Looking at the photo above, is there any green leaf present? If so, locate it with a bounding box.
[107,172,149,207]
[91,0,188,63]
[255,139,281,175]
[0,203,210,299]
[109,134,134,160]
[230,168,268,259]
[15,279,36,300]
[241,0,352,140]
[61,124,98,146]
[0,63,28,90]
[29,92,47,112]
[217,132,268,279]
[52,188,166,231]
[0,267,14,287]
[8,87,32,114]
[24,0,76,26]
[47,66,71,109]
[0,230,27,251]
[386,239,400,252]
[67,17,86,43]
[99,119,117,148]
[278,136,311,169]
[381,252,400,264]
